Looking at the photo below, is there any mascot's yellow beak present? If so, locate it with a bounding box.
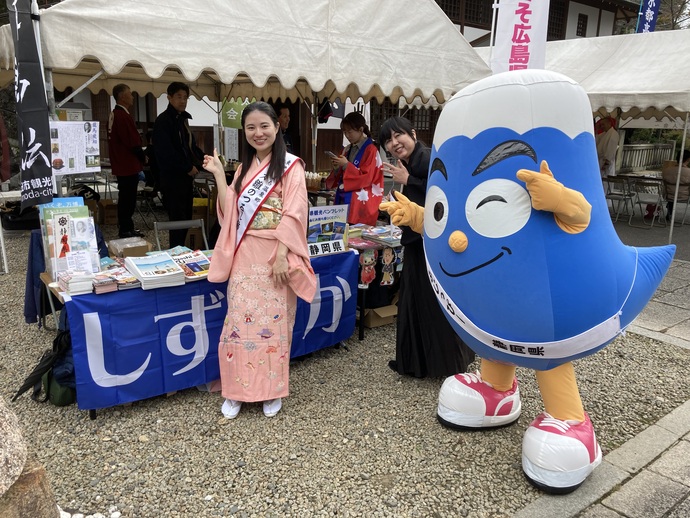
[449,231,468,253]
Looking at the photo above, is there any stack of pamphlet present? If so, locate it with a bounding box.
[95,255,141,290]
[169,248,211,281]
[124,252,186,290]
[347,223,366,238]
[104,266,142,290]
[92,272,119,294]
[347,236,382,250]
[361,224,402,247]
[57,270,95,296]
[99,256,122,270]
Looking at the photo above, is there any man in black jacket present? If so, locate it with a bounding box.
[153,82,205,247]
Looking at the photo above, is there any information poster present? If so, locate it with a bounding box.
[213,125,239,161]
[224,128,239,161]
[49,120,101,175]
[307,204,348,256]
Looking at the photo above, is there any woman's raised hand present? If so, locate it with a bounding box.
[203,148,224,176]
[382,159,410,185]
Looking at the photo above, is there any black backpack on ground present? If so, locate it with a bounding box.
[68,183,101,203]
[12,330,76,407]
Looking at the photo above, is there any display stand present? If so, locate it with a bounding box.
[39,272,62,329]
[349,240,401,340]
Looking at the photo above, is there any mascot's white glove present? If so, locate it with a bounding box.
[379,190,425,234]
[517,160,591,234]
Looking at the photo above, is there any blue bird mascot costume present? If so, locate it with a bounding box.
[380,70,675,493]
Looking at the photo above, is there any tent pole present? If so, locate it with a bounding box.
[311,97,318,173]
[31,0,57,120]
[31,0,49,108]
[668,111,689,244]
[55,70,104,109]
[634,0,644,33]
[488,0,500,68]
[44,68,56,117]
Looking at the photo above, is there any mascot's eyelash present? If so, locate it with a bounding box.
[473,140,537,176]
[477,195,507,209]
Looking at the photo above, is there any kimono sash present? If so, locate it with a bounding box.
[235,153,300,251]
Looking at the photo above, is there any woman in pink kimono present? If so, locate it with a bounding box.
[203,102,316,419]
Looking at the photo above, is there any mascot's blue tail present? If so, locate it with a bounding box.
[620,244,675,329]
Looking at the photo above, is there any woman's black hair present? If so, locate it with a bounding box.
[379,116,415,146]
[235,101,287,194]
[341,112,375,144]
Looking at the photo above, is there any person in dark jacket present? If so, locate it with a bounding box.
[108,83,145,238]
[276,104,294,154]
[153,82,205,247]
[379,116,475,378]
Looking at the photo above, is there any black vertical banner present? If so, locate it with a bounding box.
[8,0,53,210]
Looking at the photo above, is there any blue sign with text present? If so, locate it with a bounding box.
[66,252,358,410]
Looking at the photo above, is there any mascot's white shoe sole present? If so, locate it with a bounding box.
[437,372,521,429]
[522,412,602,494]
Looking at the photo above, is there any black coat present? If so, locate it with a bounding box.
[400,141,430,245]
[152,104,204,189]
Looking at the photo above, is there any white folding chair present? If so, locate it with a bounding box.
[604,176,636,223]
[630,178,666,229]
[153,219,209,250]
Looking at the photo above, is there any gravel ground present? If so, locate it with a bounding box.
[2,224,690,518]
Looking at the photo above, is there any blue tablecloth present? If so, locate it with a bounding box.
[65,251,358,410]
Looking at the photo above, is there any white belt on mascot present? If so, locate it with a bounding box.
[380,69,675,494]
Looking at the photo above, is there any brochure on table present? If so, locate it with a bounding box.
[38,197,100,281]
[307,204,349,257]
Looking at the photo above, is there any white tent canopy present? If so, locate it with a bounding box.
[475,30,690,121]
[0,0,491,104]
[478,29,690,244]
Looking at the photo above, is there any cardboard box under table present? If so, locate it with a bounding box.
[361,305,397,328]
[348,239,401,335]
[98,199,117,225]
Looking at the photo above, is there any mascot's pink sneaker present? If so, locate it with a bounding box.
[522,411,602,494]
[437,371,521,429]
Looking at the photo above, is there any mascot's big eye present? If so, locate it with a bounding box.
[465,179,531,238]
[424,185,448,239]
[434,202,444,221]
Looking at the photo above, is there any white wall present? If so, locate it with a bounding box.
[155,95,221,127]
[566,2,614,38]
[463,26,490,45]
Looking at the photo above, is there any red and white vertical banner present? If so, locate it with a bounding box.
[490,0,550,74]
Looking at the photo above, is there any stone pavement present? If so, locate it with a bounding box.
[516,258,690,518]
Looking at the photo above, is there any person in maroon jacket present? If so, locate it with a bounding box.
[108,83,145,238]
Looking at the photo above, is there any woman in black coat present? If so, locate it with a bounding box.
[379,116,475,378]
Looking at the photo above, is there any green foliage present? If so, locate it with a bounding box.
[656,0,690,30]
[627,128,690,161]
[0,86,17,141]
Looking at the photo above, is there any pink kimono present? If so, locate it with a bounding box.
[209,154,316,402]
